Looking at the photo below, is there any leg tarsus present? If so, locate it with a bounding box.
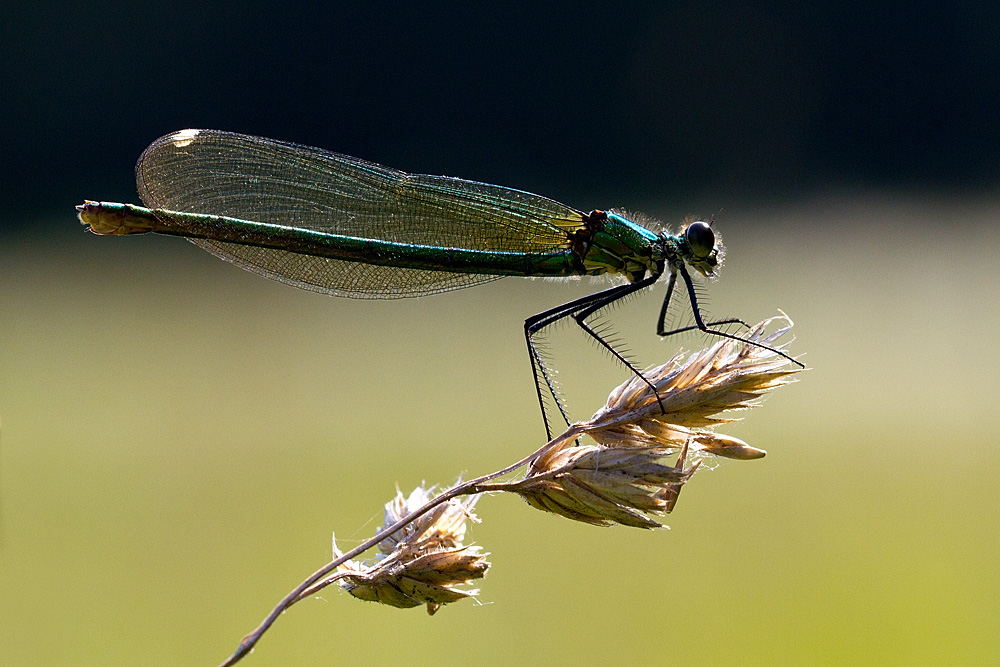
[658,317,749,337]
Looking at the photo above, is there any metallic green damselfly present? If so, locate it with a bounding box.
[78,129,798,437]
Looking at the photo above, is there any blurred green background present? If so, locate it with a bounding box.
[2,4,999,666]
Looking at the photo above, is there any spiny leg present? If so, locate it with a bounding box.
[661,265,804,368]
[524,277,657,439]
[571,273,667,412]
[525,286,630,440]
[655,270,750,337]
[524,323,570,441]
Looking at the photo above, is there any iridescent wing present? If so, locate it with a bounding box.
[136,129,586,298]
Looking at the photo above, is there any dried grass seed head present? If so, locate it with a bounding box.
[377,484,480,555]
[504,316,801,527]
[586,315,801,437]
[333,485,490,614]
[504,440,699,529]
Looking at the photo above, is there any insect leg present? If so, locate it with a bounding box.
[524,279,653,439]
[655,269,749,337]
[669,265,803,367]
[570,272,666,411]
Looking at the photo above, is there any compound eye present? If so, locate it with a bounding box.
[685,221,715,258]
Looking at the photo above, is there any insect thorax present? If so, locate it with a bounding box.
[574,210,663,282]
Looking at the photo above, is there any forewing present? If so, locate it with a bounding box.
[135,129,585,297]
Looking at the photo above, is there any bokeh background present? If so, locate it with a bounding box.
[2,3,998,665]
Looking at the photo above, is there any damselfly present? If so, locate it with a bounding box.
[78,129,799,437]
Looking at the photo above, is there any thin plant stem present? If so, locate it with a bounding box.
[289,571,351,605]
[217,425,583,667]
